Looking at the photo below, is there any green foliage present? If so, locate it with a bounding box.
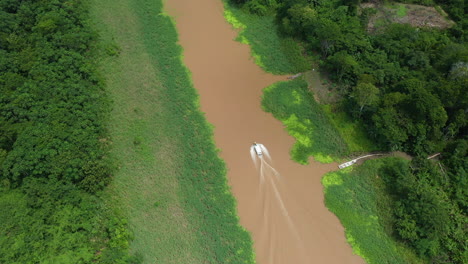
[237,0,280,15]
[442,140,468,214]
[322,103,378,153]
[90,0,256,262]
[262,79,347,163]
[0,180,135,264]
[227,1,467,263]
[245,0,268,15]
[379,156,468,263]
[372,78,448,154]
[351,82,379,115]
[324,50,361,84]
[324,147,467,264]
[322,158,424,264]
[279,37,314,72]
[224,2,311,74]
[397,4,408,17]
[280,3,317,36]
[275,0,467,155]
[433,0,466,31]
[226,1,378,159]
[0,0,112,191]
[384,3,409,18]
[0,0,134,262]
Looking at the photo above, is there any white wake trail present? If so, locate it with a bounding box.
[250,142,308,264]
[250,146,259,170]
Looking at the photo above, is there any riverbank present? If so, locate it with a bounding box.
[223,2,376,163]
[167,0,364,264]
[261,79,347,163]
[323,158,423,264]
[222,2,424,263]
[223,4,312,74]
[89,0,254,262]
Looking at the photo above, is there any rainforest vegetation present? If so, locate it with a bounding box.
[1,0,257,262]
[0,0,136,262]
[231,0,467,263]
[1,0,466,262]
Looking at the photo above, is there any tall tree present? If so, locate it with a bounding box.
[351,82,379,116]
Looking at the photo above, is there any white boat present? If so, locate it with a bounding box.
[252,142,263,156]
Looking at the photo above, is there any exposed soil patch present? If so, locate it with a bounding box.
[362,2,455,33]
[304,70,341,104]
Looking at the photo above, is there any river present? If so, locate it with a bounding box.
[165,1,365,263]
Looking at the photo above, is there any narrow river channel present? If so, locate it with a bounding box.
[165,1,365,263]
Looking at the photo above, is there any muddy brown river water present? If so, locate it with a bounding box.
[165,1,366,263]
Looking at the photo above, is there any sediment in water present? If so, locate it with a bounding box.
[165,0,365,263]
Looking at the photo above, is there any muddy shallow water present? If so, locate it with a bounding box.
[165,1,365,263]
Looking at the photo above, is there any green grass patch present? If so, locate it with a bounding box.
[322,104,378,154]
[223,3,311,74]
[90,0,254,263]
[374,17,388,28]
[261,78,348,163]
[322,158,424,264]
[396,4,407,18]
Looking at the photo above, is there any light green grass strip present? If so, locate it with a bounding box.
[396,4,407,18]
[262,79,348,163]
[223,3,311,74]
[322,158,424,264]
[90,0,254,263]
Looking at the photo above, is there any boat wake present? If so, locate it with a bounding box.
[249,143,307,264]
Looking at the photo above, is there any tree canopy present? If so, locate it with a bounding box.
[234,0,468,262]
[0,0,136,262]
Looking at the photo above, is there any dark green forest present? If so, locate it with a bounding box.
[233,0,467,263]
[0,0,136,262]
[378,143,467,263]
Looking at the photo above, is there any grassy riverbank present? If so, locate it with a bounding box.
[223,2,311,74]
[90,0,254,263]
[323,158,423,264]
[223,2,375,162]
[261,79,347,163]
[222,3,424,264]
